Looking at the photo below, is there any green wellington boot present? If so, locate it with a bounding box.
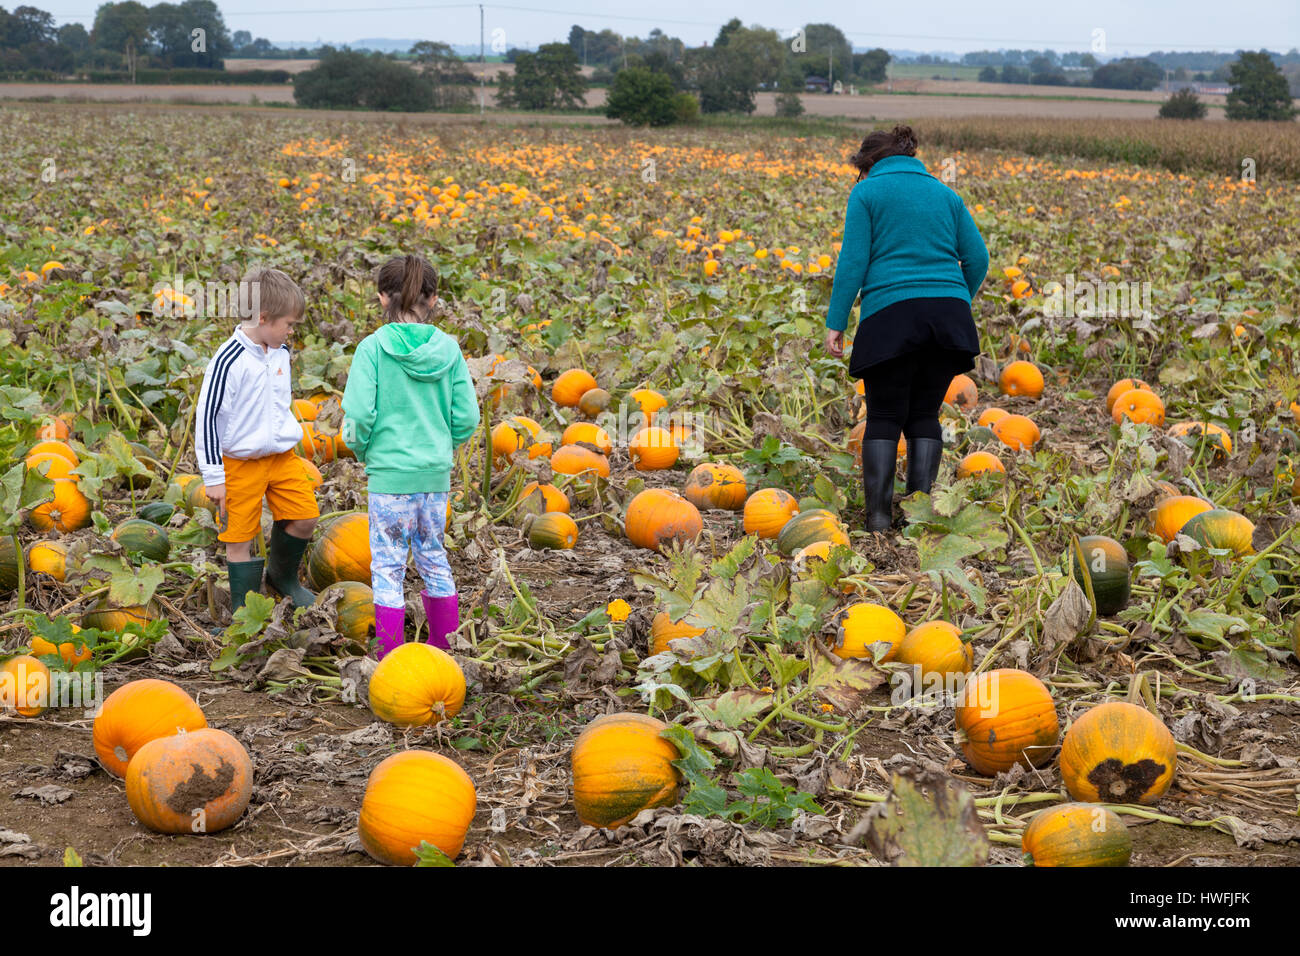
[228,558,266,614]
[265,521,316,608]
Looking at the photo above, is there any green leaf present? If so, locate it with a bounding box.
[413,841,456,867]
[692,689,773,729]
[63,847,83,867]
[226,592,276,642]
[710,534,756,581]
[83,555,165,607]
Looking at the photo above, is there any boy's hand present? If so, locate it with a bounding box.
[205,484,228,530]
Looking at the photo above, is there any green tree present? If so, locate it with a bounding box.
[497,42,587,110]
[294,48,434,111]
[1090,57,1163,90]
[604,66,676,125]
[854,47,890,83]
[977,65,997,82]
[410,40,474,109]
[1158,88,1207,119]
[92,1,151,81]
[800,22,851,83]
[687,21,782,113]
[1225,51,1297,120]
[775,65,803,117]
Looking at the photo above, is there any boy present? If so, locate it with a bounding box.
[195,267,319,613]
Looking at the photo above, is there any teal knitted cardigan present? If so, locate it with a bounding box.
[825,155,989,332]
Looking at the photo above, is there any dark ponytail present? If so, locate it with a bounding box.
[376,254,439,322]
[849,124,919,180]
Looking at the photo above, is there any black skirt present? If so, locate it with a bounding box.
[848,296,980,378]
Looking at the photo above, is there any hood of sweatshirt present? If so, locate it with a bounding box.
[375,322,461,381]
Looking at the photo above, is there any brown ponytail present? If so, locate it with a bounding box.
[376,254,439,322]
[849,124,919,180]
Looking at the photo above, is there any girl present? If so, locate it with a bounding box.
[341,255,480,658]
[823,125,989,532]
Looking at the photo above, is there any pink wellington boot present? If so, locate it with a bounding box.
[373,605,405,660]
[422,593,459,650]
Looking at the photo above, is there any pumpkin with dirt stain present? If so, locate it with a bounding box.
[571,712,681,829]
[306,512,371,590]
[683,462,747,511]
[1,655,50,717]
[1071,535,1130,616]
[955,669,1059,776]
[359,750,477,865]
[1022,803,1131,867]
[945,374,978,411]
[1179,509,1255,556]
[1058,701,1177,806]
[625,488,702,552]
[125,728,252,834]
[368,642,465,727]
[742,488,799,539]
[93,678,208,778]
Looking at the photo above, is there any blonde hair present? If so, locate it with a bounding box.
[241,267,305,324]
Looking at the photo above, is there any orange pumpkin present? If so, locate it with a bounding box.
[125,728,252,834]
[36,417,71,440]
[1058,701,1177,805]
[683,462,747,510]
[993,414,1040,451]
[552,369,598,407]
[368,642,466,726]
[945,374,978,410]
[977,407,1010,428]
[625,489,702,552]
[628,426,679,471]
[93,678,209,778]
[520,481,570,514]
[1022,804,1131,867]
[1149,495,1213,543]
[1105,378,1151,414]
[305,512,371,590]
[359,750,477,865]
[956,451,1006,478]
[833,603,906,661]
[742,488,799,538]
[629,388,668,423]
[491,420,531,460]
[571,712,681,829]
[561,422,613,456]
[847,421,865,466]
[895,620,972,680]
[550,444,611,479]
[1,655,50,717]
[1167,421,1232,459]
[25,452,74,479]
[649,612,705,656]
[1111,388,1165,426]
[956,669,1059,776]
[26,540,69,582]
[999,361,1044,399]
[28,479,92,533]
[292,398,319,422]
[30,628,91,668]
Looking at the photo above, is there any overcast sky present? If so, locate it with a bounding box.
[45,0,1300,54]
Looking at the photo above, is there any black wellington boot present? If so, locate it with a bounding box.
[265,521,316,608]
[905,437,944,495]
[861,440,900,532]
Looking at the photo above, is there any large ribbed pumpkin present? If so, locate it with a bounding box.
[683,463,747,511]
[359,750,477,865]
[368,642,466,727]
[1058,701,1177,805]
[895,620,972,680]
[1022,804,1131,867]
[306,512,371,590]
[649,612,705,656]
[1179,509,1255,556]
[956,669,1059,776]
[125,728,252,834]
[1,655,49,717]
[93,678,208,778]
[833,603,906,661]
[550,444,611,479]
[552,369,598,407]
[1149,495,1213,543]
[624,489,702,552]
[1071,535,1130,616]
[992,414,1040,451]
[1111,388,1165,426]
[742,488,799,539]
[571,712,681,828]
[775,508,849,557]
[28,479,91,533]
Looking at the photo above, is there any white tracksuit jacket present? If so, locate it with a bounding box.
[194,328,304,488]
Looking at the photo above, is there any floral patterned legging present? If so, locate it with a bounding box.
[367,491,455,608]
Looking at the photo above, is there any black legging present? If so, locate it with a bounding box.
[861,352,950,442]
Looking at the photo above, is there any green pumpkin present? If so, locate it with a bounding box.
[965,425,995,446]
[137,501,175,526]
[1180,509,1255,557]
[110,518,171,562]
[528,512,578,550]
[0,536,18,593]
[1071,535,1130,616]
[776,508,849,557]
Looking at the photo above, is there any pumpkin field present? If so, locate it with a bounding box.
[2,104,1300,868]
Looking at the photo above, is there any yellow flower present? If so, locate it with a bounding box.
[606,599,631,622]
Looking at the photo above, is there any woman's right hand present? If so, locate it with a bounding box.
[826,329,845,358]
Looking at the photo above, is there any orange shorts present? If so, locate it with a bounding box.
[219,450,319,542]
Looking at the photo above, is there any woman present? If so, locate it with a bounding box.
[824,125,989,532]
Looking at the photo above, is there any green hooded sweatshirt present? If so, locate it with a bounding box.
[341,323,480,494]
